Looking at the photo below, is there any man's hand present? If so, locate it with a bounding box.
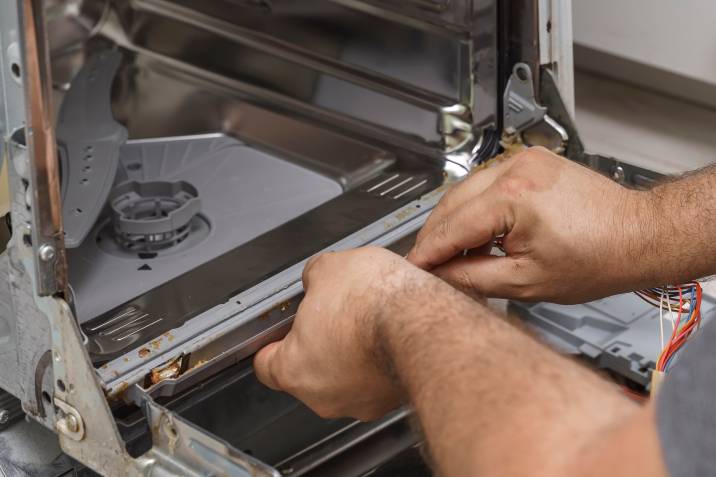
[408,147,658,303]
[254,247,431,421]
[252,244,668,477]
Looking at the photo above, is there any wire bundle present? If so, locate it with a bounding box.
[635,283,703,373]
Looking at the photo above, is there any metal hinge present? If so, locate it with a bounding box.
[503,63,569,153]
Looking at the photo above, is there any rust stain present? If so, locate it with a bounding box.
[150,337,163,350]
[114,381,129,396]
[100,363,108,370]
[150,357,183,385]
[394,209,413,221]
[188,359,207,373]
[164,331,175,342]
[138,348,151,359]
[123,357,129,363]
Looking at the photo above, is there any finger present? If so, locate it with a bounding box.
[419,160,510,241]
[408,195,512,269]
[254,341,284,391]
[432,255,529,299]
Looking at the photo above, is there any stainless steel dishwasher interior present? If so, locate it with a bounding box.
[48,0,454,367]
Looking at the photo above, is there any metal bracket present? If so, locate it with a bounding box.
[18,0,68,295]
[44,287,283,476]
[503,63,568,152]
[128,385,282,477]
[440,103,475,154]
[54,396,84,441]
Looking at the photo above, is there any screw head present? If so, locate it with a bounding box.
[65,414,79,433]
[612,166,626,184]
[38,244,56,262]
[0,410,10,424]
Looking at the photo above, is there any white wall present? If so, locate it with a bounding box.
[573,0,716,87]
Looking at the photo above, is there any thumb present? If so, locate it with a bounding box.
[254,341,284,391]
[432,255,527,299]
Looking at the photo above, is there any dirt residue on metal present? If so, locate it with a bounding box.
[188,359,207,373]
[150,338,163,350]
[150,357,183,385]
[138,348,151,359]
[164,332,175,342]
[113,381,129,397]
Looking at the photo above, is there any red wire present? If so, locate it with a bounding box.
[657,283,702,371]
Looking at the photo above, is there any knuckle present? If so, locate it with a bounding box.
[498,175,532,197]
[454,269,476,292]
[435,216,452,240]
[270,363,292,392]
[505,261,538,300]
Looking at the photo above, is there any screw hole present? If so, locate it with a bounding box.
[126,162,142,171]
[42,391,52,405]
[75,208,83,215]
[82,165,91,173]
[611,347,621,353]
[56,379,66,392]
[80,178,89,185]
[10,63,21,80]
[516,65,529,82]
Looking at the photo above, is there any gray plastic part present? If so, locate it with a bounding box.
[67,134,342,323]
[109,180,201,251]
[510,293,716,386]
[503,63,547,135]
[56,50,129,248]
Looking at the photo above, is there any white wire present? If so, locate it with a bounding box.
[668,297,676,331]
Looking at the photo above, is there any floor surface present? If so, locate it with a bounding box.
[575,70,716,174]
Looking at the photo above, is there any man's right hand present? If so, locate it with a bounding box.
[407,147,660,304]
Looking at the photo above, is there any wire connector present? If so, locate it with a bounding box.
[650,370,665,395]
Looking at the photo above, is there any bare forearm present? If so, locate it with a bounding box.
[379,281,650,476]
[638,165,716,285]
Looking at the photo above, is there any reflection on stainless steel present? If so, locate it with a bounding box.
[39,0,502,363]
[95,0,493,153]
[84,305,164,356]
[45,0,109,54]
[19,0,68,295]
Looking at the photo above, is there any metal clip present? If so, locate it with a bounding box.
[503,63,569,153]
[54,397,85,441]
